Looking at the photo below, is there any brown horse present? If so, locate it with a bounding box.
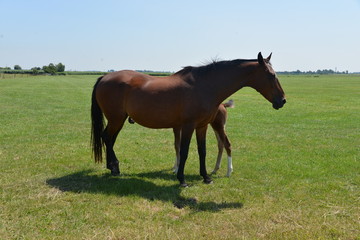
[91,52,286,187]
[172,100,234,176]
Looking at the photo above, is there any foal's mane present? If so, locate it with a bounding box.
[174,59,260,76]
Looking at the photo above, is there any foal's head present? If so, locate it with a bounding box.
[248,52,286,110]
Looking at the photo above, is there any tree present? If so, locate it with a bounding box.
[31,67,39,74]
[14,65,22,70]
[56,63,65,72]
[31,67,41,74]
[43,63,57,75]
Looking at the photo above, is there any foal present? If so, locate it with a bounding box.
[172,100,234,177]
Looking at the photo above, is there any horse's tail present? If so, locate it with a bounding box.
[223,99,234,108]
[91,76,104,163]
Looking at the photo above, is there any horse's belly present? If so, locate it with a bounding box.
[126,99,183,129]
[124,86,188,128]
[129,111,180,129]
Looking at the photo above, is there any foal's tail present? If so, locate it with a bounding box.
[91,76,104,163]
[223,99,234,108]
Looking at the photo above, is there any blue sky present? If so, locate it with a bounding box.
[1,0,359,72]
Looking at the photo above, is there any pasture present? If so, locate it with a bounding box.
[0,74,359,239]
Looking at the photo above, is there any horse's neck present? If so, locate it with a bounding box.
[194,63,256,106]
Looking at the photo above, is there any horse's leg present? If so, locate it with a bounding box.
[211,121,232,176]
[102,116,127,176]
[217,127,232,177]
[196,125,213,184]
[172,127,181,173]
[176,125,194,187]
[212,130,224,174]
[223,134,233,177]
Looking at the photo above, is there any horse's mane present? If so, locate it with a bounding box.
[174,59,259,76]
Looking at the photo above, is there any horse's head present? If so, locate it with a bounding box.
[247,52,286,110]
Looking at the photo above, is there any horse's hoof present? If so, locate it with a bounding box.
[111,170,120,176]
[180,182,189,188]
[203,178,213,184]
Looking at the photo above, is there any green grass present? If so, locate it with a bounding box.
[0,74,359,239]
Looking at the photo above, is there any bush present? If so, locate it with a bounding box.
[14,65,22,70]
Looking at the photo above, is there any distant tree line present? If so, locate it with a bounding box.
[1,65,354,76]
[0,63,65,75]
[136,70,172,76]
[278,69,349,75]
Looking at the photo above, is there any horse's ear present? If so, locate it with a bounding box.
[258,52,265,66]
[266,53,272,62]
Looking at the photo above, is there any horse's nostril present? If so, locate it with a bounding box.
[283,99,287,104]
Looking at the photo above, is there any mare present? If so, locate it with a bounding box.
[91,52,286,187]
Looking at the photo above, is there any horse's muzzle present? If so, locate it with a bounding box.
[273,98,286,110]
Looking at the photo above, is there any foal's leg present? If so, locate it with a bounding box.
[172,127,181,173]
[196,125,213,184]
[212,131,224,174]
[102,116,127,176]
[223,134,233,177]
[176,125,194,187]
[210,121,232,176]
[214,126,232,177]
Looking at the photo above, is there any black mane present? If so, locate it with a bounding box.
[174,59,258,76]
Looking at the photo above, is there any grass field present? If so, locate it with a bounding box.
[0,74,359,239]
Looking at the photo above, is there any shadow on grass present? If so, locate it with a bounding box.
[46,170,243,212]
[135,169,200,182]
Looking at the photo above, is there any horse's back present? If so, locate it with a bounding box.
[98,70,149,86]
[99,70,183,90]
[95,70,189,128]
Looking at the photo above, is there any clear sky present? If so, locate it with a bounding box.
[1,0,359,72]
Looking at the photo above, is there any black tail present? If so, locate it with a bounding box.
[91,76,104,163]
